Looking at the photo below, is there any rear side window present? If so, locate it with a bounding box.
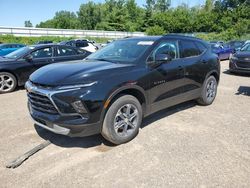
[180,40,201,58]
[56,46,77,56]
[195,42,207,54]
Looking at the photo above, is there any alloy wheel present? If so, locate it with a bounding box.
[114,104,139,137]
[0,74,15,92]
[206,79,217,102]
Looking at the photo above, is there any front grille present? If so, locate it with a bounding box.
[28,92,58,114]
[236,61,250,69]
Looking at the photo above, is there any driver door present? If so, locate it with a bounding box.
[18,47,54,83]
[147,40,186,114]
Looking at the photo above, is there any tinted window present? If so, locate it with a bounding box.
[241,44,250,52]
[76,41,88,47]
[31,47,52,58]
[180,40,201,58]
[149,40,178,62]
[57,46,76,56]
[195,42,207,54]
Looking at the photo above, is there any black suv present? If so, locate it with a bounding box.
[26,35,220,144]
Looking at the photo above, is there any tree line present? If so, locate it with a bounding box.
[25,0,249,40]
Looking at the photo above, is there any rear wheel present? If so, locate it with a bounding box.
[101,95,142,145]
[0,72,17,94]
[197,75,217,105]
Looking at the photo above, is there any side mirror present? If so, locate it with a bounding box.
[155,54,172,63]
[25,54,33,62]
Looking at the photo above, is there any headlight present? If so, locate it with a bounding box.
[57,81,97,90]
[231,56,238,60]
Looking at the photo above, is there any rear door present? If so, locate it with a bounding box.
[178,39,207,96]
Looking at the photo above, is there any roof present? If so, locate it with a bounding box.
[121,34,204,42]
[120,36,161,41]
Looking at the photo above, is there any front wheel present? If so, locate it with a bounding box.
[197,75,217,106]
[0,72,17,94]
[101,95,142,145]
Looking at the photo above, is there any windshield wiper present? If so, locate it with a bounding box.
[88,58,117,63]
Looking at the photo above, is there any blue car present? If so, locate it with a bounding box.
[211,43,233,60]
[0,43,26,56]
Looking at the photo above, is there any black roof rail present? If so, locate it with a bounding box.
[164,33,202,40]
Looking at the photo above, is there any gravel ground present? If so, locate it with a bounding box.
[0,61,249,188]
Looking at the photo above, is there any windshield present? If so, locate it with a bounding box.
[87,39,154,64]
[240,44,250,52]
[4,46,34,59]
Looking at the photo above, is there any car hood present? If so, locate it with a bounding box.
[0,57,16,63]
[234,51,250,58]
[30,60,134,86]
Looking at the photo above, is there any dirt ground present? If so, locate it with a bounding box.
[0,61,249,188]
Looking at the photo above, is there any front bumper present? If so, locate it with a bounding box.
[229,60,250,74]
[26,81,102,137]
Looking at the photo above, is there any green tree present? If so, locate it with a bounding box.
[24,20,33,27]
[155,0,171,12]
[204,0,214,11]
[37,11,78,29]
[78,2,103,30]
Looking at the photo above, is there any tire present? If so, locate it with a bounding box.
[101,95,142,145]
[197,75,217,106]
[0,72,17,94]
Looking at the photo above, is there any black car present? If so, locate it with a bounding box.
[35,41,53,44]
[0,44,90,93]
[26,35,220,145]
[229,43,250,74]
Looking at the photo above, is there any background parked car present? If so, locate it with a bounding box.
[229,42,250,74]
[0,44,91,93]
[35,40,53,44]
[210,41,224,46]
[226,40,245,52]
[0,43,26,56]
[59,39,98,53]
[244,40,250,45]
[210,43,233,60]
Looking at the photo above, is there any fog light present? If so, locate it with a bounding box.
[71,100,87,114]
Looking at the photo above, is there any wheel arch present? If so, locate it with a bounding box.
[206,70,220,83]
[100,85,148,123]
[0,70,19,85]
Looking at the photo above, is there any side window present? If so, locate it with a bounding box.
[148,40,179,62]
[195,42,207,54]
[76,41,88,47]
[76,48,86,54]
[56,46,77,56]
[3,45,10,49]
[180,40,201,58]
[31,47,52,58]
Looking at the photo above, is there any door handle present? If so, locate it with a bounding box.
[48,58,55,63]
[178,66,184,71]
[201,60,207,64]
